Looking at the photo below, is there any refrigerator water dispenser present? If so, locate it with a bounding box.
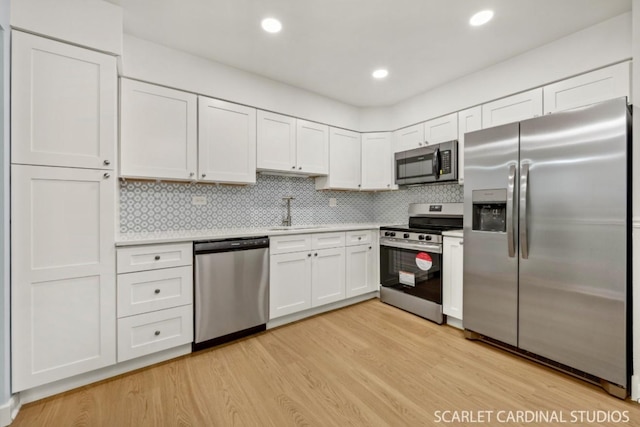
[472,189,507,232]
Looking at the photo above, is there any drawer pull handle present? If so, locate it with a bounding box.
[154,289,161,294]
[154,255,161,261]
[103,159,110,166]
[154,330,161,336]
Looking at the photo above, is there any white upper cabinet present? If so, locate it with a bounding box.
[296,119,329,175]
[11,31,116,169]
[256,112,329,175]
[393,123,425,152]
[361,132,394,190]
[543,62,630,114]
[423,113,458,145]
[256,111,296,172]
[482,88,543,129]
[11,165,116,391]
[120,79,198,180]
[457,106,482,185]
[198,97,257,184]
[315,128,361,190]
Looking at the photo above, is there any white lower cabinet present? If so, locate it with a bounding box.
[311,247,346,306]
[116,243,194,362]
[345,244,377,298]
[269,251,313,319]
[11,165,116,391]
[443,236,464,323]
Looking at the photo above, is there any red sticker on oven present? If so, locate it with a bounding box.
[416,252,432,271]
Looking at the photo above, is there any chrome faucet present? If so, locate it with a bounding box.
[282,196,295,226]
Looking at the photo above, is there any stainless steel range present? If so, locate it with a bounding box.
[379,203,463,324]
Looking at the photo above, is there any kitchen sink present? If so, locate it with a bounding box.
[268,225,329,231]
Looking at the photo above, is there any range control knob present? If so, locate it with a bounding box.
[384,231,392,237]
[418,235,425,240]
[389,232,396,237]
[425,235,432,241]
[403,233,410,238]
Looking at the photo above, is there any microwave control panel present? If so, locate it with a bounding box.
[441,150,452,173]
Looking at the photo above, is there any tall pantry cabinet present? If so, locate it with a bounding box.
[10,31,117,391]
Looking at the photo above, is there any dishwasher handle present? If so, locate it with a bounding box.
[194,237,269,254]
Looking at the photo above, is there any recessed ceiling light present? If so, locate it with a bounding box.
[372,69,389,79]
[261,18,282,33]
[469,10,494,26]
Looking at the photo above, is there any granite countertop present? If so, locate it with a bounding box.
[442,229,463,238]
[116,223,387,246]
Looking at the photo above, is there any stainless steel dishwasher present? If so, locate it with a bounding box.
[193,236,269,351]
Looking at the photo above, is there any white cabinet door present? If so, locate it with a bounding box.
[423,113,458,145]
[482,88,543,129]
[11,31,116,170]
[198,97,256,184]
[316,128,361,190]
[256,111,296,173]
[11,165,116,391]
[361,132,394,190]
[297,120,329,175]
[120,79,197,180]
[345,244,376,298]
[457,106,482,185]
[393,123,424,152]
[311,247,346,307]
[543,62,630,114]
[269,251,312,319]
[443,236,464,321]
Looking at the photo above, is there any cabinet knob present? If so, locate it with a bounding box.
[459,240,464,245]
[202,173,206,178]
[358,237,362,240]
[387,184,390,187]
[292,166,296,169]
[154,289,161,294]
[190,172,195,177]
[103,160,110,166]
[307,253,311,257]
[369,246,372,250]
[154,330,161,336]
[418,142,423,146]
[103,173,110,179]
[298,167,302,170]
[314,253,318,257]
[358,184,361,188]
[154,255,161,261]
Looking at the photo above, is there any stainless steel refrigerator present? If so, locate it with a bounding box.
[463,97,631,397]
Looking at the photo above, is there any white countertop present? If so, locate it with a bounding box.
[442,229,463,238]
[116,223,386,246]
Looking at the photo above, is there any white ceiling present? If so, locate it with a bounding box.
[108,0,631,107]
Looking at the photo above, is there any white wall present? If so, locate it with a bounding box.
[358,12,632,132]
[121,35,361,131]
[631,0,640,401]
[0,0,10,416]
[10,0,122,55]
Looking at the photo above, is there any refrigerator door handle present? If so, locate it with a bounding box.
[507,164,516,257]
[520,163,530,259]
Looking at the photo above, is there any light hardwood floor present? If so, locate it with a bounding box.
[12,299,640,426]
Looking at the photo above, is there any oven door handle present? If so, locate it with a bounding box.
[380,240,442,254]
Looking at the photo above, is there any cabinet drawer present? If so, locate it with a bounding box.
[345,230,373,246]
[117,243,192,273]
[311,232,345,249]
[117,305,193,362]
[270,234,312,255]
[118,266,193,317]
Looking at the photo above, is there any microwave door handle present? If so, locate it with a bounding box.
[433,148,441,179]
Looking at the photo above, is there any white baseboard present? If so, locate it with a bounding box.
[0,395,21,427]
[446,316,464,330]
[267,292,379,329]
[631,374,640,402]
[20,344,191,405]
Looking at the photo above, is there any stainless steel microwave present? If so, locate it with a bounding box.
[394,140,458,185]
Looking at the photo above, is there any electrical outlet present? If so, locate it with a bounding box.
[191,196,207,206]
[329,198,337,207]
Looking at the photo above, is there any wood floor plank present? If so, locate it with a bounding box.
[12,299,640,426]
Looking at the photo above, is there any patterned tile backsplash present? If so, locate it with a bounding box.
[119,175,464,233]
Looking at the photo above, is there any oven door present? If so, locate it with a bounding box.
[379,240,442,304]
